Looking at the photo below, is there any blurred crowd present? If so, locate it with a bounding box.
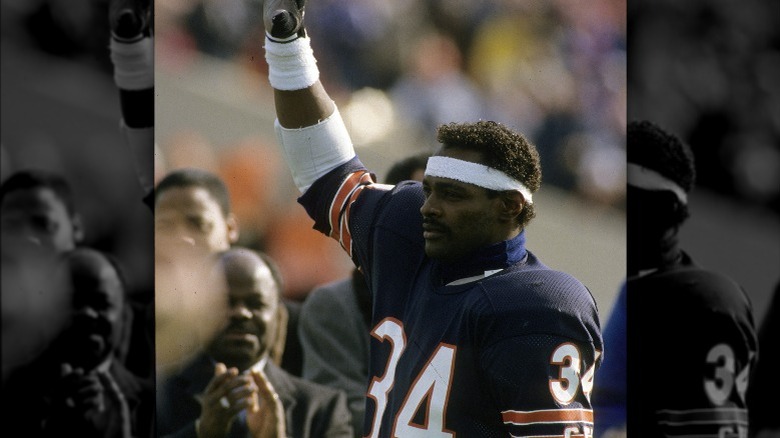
[155,0,628,210]
[8,0,646,306]
[629,0,780,215]
[150,0,629,299]
[2,0,776,436]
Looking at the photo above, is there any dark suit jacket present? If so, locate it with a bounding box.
[157,353,353,438]
[1,356,154,438]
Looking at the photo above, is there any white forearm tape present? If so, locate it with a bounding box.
[264,35,320,91]
[425,156,534,203]
[120,121,155,193]
[275,107,355,193]
[110,37,154,90]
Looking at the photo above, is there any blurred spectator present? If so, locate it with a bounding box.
[306,0,405,93]
[153,167,240,371]
[1,248,154,438]
[1,228,69,383]
[0,170,84,252]
[0,169,154,380]
[390,31,487,149]
[1,170,84,380]
[13,0,114,72]
[592,282,627,438]
[153,168,305,376]
[184,0,260,60]
[157,247,353,438]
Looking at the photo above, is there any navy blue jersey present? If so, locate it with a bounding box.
[300,157,603,437]
[626,253,758,438]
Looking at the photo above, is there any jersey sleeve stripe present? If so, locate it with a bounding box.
[656,408,748,425]
[328,171,365,237]
[338,184,367,257]
[329,171,373,256]
[502,409,594,425]
[328,171,372,241]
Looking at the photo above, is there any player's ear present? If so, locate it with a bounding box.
[226,213,240,244]
[72,213,85,244]
[498,191,524,223]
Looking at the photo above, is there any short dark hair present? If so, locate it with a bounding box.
[0,169,77,216]
[385,152,430,185]
[437,121,541,228]
[216,247,285,296]
[154,168,232,217]
[627,120,696,227]
[63,248,128,302]
[256,251,285,296]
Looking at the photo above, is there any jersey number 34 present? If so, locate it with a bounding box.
[365,319,599,437]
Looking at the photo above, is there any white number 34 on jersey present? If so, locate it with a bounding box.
[550,343,601,404]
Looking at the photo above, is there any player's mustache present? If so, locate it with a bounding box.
[422,218,449,234]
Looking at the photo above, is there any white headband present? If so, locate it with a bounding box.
[627,163,688,204]
[424,156,533,203]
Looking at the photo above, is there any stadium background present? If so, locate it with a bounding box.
[1,0,777,341]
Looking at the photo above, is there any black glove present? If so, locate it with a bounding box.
[263,0,307,41]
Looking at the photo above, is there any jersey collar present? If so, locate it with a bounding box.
[439,230,528,286]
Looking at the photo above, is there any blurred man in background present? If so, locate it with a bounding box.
[1,248,154,438]
[0,169,84,252]
[1,170,81,381]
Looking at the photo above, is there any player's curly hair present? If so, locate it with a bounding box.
[628,120,696,228]
[437,120,542,228]
[628,120,696,192]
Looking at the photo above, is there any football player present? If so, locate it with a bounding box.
[626,120,757,437]
[260,0,604,436]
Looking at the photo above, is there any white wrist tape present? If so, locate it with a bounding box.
[110,37,154,90]
[120,121,155,194]
[264,35,320,90]
[275,107,355,193]
[425,156,534,203]
[627,163,687,204]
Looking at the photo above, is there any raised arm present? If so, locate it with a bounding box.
[108,0,155,205]
[263,0,357,194]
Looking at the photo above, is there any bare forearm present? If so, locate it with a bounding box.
[274,83,335,129]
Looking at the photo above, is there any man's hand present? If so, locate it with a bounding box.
[57,363,106,415]
[109,0,152,41]
[246,368,287,438]
[263,0,306,40]
[199,363,260,438]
